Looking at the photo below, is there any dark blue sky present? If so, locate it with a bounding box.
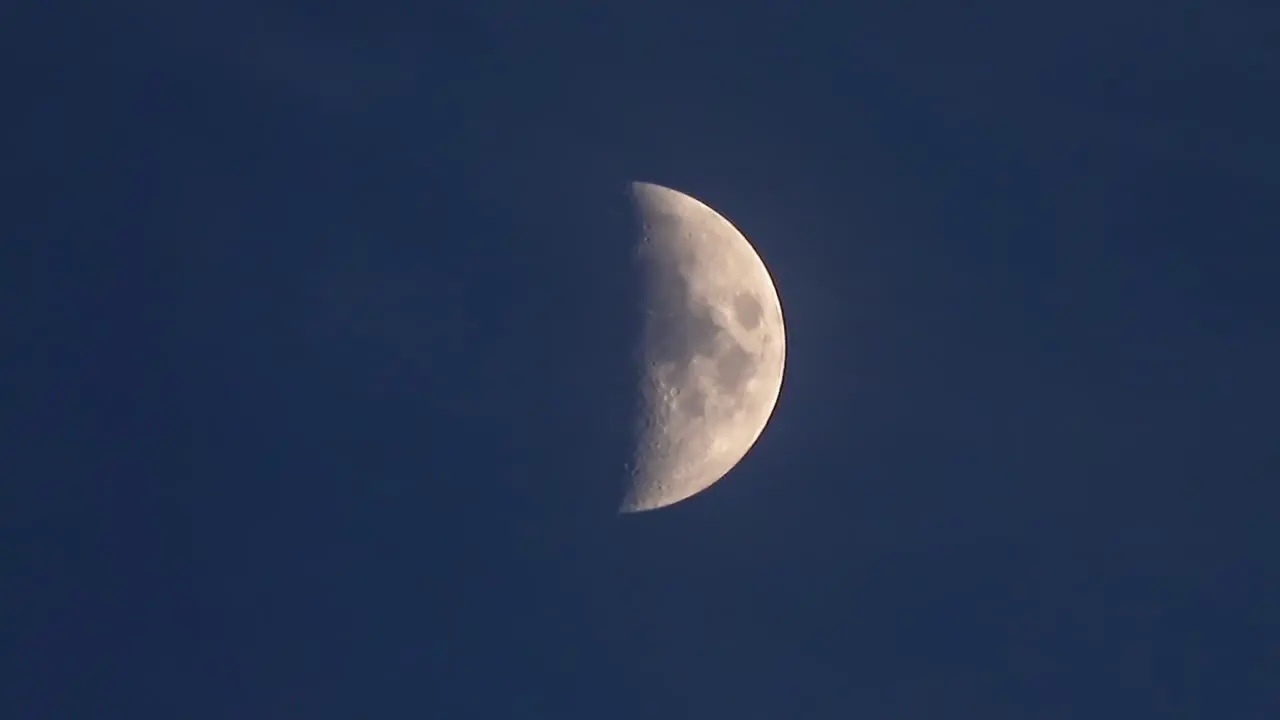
[8,1,1278,717]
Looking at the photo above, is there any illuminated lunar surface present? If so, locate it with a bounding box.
[621,182,786,513]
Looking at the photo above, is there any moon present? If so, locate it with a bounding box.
[621,182,786,513]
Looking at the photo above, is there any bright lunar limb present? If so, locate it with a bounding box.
[621,182,786,513]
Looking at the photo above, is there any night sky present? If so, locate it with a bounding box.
[8,1,1279,717]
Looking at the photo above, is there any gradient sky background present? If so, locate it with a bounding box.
[8,1,1278,717]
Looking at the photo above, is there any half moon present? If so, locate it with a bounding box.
[621,182,786,513]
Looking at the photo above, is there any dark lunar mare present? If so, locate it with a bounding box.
[733,292,762,330]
